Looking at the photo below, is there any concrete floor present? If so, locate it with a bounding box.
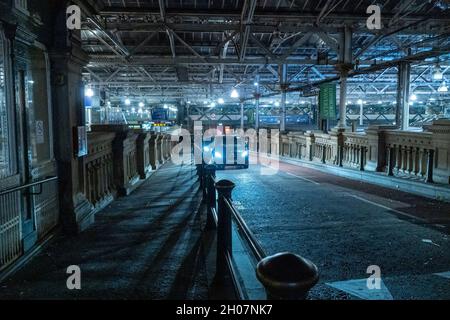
[217,160,450,300]
[0,163,210,300]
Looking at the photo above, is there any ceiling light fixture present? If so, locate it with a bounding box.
[438,81,448,92]
[433,63,444,80]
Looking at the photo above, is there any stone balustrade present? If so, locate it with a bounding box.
[312,131,339,165]
[135,130,152,179]
[278,119,450,185]
[384,129,434,182]
[85,132,116,209]
[87,125,172,207]
[148,133,158,170]
[342,132,369,171]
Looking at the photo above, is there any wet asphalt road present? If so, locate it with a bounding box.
[217,160,450,300]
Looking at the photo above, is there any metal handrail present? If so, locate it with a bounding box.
[224,198,267,262]
[0,176,58,196]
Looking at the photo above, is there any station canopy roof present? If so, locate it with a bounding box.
[78,0,450,105]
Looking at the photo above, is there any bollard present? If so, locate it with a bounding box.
[256,252,319,300]
[215,179,235,278]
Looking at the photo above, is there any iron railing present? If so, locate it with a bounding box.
[0,176,58,196]
[199,164,319,300]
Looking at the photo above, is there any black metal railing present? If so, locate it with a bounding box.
[199,164,319,300]
[0,176,58,196]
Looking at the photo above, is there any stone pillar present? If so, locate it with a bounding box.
[365,125,397,172]
[429,119,450,184]
[50,1,92,233]
[136,130,151,179]
[148,133,158,170]
[396,60,411,130]
[304,131,315,161]
[156,134,164,164]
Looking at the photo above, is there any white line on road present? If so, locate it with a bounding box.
[284,171,321,185]
[350,195,426,223]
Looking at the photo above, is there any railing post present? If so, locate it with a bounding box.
[426,149,434,183]
[215,179,235,278]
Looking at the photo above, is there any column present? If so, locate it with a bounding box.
[396,60,411,130]
[338,74,348,128]
[255,74,260,130]
[50,0,92,233]
[280,64,288,133]
[336,26,352,129]
[240,100,244,130]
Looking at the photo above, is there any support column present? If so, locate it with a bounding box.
[50,0,91,233]
[280,64,288,133]
[336,25,352,129]
[396,60,411,130]
[255,74,260,130]
[240,100,244,130]
[338,74,348,128]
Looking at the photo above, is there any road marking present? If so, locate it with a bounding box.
[284,171,321,185]
[422,239,440,247]
[326,278,393,300]
[350,194,426,223]
[434,271,450,279]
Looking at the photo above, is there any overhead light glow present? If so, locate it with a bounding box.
[203,100,208,105]
[218,98,225,104]
[410,94,417,101]
[433,64,443,80]
[230,89,239,98]
[438,81,448,92]
[125,99,131,106]
[163,104,168,109]
[274,101,280,107]
[254,82,259,86]
[210,102,216,108]
[357,99,363,105]
[85,88,94,97]
[139,102,145,108]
